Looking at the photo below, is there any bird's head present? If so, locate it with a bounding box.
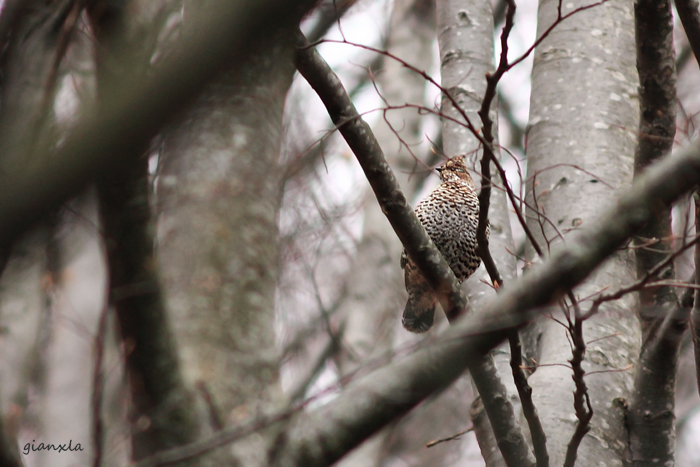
[436,156,476,188]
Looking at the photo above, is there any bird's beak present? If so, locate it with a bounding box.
[436,167,443,173]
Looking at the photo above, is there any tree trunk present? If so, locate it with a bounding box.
[156,5,301,464]
[523,0,640,465]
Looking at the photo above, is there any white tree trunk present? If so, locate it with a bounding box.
[524,0,640,465]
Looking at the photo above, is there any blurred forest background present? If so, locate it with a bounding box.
[1,0,700,466]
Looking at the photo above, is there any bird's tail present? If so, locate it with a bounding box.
[402,296,436,333]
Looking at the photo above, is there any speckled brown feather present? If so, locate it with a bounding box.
[401,156,486,332]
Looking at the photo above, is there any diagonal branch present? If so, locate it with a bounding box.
[295,31,467,321]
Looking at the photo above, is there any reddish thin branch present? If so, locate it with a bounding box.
[586,235,700,315]
[426,426,474,448]
[472,0,614,284]
[563,316,593,467]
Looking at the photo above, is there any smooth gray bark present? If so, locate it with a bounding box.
[524,0,640,465]
[156,5,304,464]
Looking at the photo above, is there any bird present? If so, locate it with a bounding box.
[401,155,485,332]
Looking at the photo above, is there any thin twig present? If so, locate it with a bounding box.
[584,234,700,316]
[563,315,593,467]
[426,426,475,448]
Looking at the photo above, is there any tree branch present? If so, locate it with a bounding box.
[294,32,467,321]
[563,314,592,467]
[633,0,677,319]
[470,354,535,467]
[306,0,359,43]
[87,2,215,459]
[675,0,700,67]
[627,2,680,465]
[509,330,549,467]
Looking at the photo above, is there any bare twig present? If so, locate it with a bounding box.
[563,316,593,467]
[584,235,700,318]
[426,426,474,448]
[195,381,224,431]
[306,0,359,43]
[287,323,345,403]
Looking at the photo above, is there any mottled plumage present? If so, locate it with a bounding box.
[401,156,485,332]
